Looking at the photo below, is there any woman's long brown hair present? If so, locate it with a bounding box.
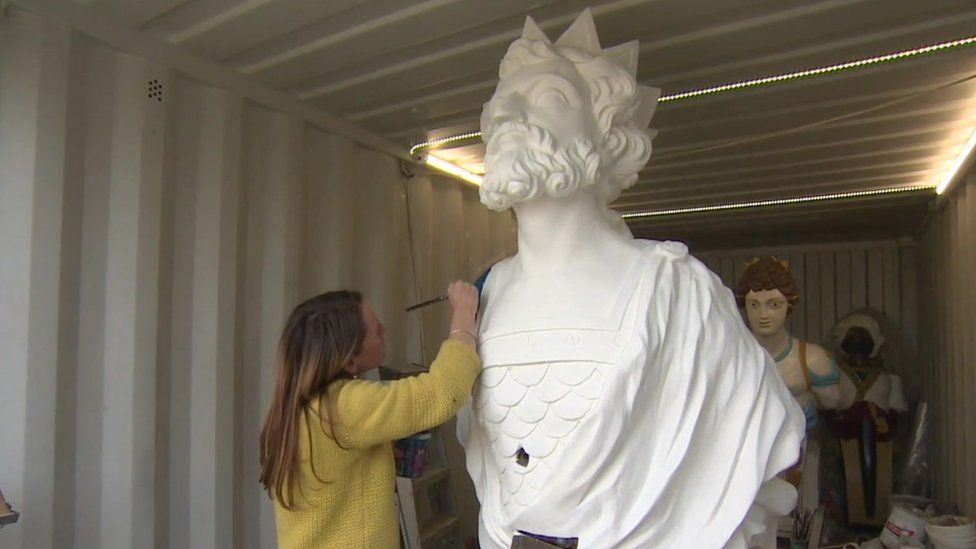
[259,290,365,509]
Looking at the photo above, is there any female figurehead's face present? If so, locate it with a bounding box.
[346,302,386,375]
[744,289,790,337]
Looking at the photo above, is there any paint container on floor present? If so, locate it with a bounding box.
[881,505,929,547]
[925,515,976,549]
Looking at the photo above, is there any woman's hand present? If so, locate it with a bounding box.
[447,281,478,347]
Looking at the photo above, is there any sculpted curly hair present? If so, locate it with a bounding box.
[734,257,800,309]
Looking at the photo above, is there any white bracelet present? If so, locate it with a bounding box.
[450,329,477,340]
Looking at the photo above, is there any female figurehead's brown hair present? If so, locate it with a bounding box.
[734,257,800,309]
[259,290,365,509]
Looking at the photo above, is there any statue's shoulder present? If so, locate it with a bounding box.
[637,238,690,261]
[802,341,835,376]
[635,239,715,283]
[480,254,516,293]
[635,239,741,322]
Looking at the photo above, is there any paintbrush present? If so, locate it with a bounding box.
[405,265,494,312]
[405,294,449,312]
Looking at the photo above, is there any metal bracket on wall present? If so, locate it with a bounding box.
[399,159,416,180]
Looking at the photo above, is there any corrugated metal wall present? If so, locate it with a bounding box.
[697,241,919,351]
[0,11,515,549]
[918,170,976,517]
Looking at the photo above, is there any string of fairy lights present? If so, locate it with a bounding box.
[411,34,976,214]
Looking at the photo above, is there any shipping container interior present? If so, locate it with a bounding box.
[1,1,974,548]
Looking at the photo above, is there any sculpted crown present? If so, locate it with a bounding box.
[500,9,659,130]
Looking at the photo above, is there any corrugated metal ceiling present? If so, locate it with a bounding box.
[36,0,976,248]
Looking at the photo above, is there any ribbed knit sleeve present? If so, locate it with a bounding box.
[330,340,480,449]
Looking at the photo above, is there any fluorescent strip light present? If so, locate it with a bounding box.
[409,35,976,155]
[425,153,483,186]
[936,126,976,195]
[620,185,936,220]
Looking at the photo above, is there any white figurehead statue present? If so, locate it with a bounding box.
[458,10,805,548]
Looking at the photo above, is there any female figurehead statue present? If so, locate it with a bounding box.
[735,257,842,427]
[735,258,842,512]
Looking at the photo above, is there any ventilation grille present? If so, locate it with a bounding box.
[147,79,163,102]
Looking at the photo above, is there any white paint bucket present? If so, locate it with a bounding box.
[880,505,928,548]
[925,516,976,549]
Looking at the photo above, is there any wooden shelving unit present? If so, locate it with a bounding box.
[380,366,462,549]
[395,427,462,549]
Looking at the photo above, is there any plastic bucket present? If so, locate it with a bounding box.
[925,516,976,549]
[394,432,432,478]
[880,505,928,547]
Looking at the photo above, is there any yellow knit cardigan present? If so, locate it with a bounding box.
[272,340,480,549]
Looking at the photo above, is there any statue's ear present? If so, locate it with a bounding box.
[745,256,761,266]
[776,257,790,270]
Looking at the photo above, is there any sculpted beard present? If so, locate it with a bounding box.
[480,120,602,211]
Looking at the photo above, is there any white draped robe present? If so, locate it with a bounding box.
[458,240,805,548]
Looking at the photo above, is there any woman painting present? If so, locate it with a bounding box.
[260,282,481,548]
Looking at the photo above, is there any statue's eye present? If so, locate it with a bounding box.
[536,88,569,106]
[526,76,579,108]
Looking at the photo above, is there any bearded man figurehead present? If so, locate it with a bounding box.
[463,11,806,549]
[479,9,660,211]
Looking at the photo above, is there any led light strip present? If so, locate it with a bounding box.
[408,35,976,155]
[410,131,483,157]
[936,126,976,195]
[660,35,976,102]
[620,185,936,220]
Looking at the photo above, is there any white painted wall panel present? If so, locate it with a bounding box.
[0,11,516,549]
[72,39,113,549]
[918,171,976,517]
[100,48,166,549]
[0,12,70,549]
